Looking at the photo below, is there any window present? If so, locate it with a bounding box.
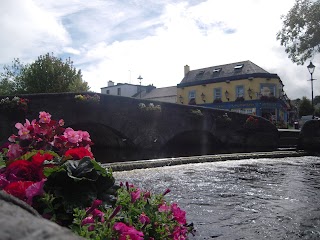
[213,68,221,73]
[117,88,121,96]
[214,88,221,99]
[234,64,243,69]
[236,85,244,98]
[188,90,196,100]
[106,90,110,94]
[260,83,276,97]
[188,90,196,105]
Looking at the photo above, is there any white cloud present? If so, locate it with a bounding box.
[0,0,70,63]
[0,0,318,99]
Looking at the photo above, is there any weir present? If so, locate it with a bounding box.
[113,155,320,239]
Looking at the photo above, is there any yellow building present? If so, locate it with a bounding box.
[177,60,290,123]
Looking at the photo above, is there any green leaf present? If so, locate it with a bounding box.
[43,165,65,177]
[65,157,99,181]
[91,159,108,177]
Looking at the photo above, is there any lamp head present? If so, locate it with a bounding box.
[307,61,315,74]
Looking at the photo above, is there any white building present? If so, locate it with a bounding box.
[101,81,177,103]
[101,81,155,98]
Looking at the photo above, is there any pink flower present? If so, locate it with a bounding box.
[6,143,23,160]
[15,122,31,140]
[108,206,122,220]
[171,203,186,225]
[144,191,151,199]
[86,199,102,215]
[113,222,144,240]
[158,204,170,212]
[81,216,95,231]
[163,188,171,196]
[39,111,52,123]
[26,179,46,205]
[63,128,82,144]
[79,131,91,142]
[172,226,188,240]
[58,119,64,126]
[0,174,9,188]
[92,209,105,223]
[139,212,150,225]
[8,134,18,142]
[131,189,141,203]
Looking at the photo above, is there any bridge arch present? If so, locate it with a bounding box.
[161,130,224,158]
[66,122,137,163]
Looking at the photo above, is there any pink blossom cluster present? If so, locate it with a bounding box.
[4,111,93,160]
[121,182,192,239]
[79,182,194,239]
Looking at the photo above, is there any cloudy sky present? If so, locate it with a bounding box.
[0,0,318,99]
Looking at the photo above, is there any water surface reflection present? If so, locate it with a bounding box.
[114,156,320,239]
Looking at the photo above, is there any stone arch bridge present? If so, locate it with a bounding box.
[0,93,279,162]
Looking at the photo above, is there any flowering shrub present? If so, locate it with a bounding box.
[75,94,100,103]
[0,111,194,239]
[72,183,195,239]
[213,98,222,103]
[0,96,29,112]
[0,111,117,226]
[243,115,259,129]
[190,109,203,116]
[216,113,232,127]
[260,95,278,102]
[138,103,161,112]
[235,96,245,102]
[5,111,93,159]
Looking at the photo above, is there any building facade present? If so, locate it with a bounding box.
[142,86,177,103]
[101,81,155,98]
[177,61,290,124]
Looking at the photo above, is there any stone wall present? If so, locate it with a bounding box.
[298,119,320,152]
[0,93,279,161]
[0,191,83,240]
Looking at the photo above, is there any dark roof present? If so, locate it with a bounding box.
[142,86,177,99]
[178,60,279,87]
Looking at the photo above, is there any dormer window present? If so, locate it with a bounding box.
[213,68,221,73]
[234,64,243,70]
[197,70,205,75]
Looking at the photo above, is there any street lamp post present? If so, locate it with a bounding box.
[307,62,316,119]
[137,75,143,99]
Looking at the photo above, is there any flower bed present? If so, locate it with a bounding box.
[0,111,194,239]
[243,115,259,130]
[0,96,29,113]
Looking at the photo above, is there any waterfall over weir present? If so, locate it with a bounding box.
[114,156,320,239]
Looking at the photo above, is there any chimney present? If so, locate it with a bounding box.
[146,84,156,93]
[108,80,114,87]
[184,65,190,76]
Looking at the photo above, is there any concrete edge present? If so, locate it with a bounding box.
[102,150,313,172]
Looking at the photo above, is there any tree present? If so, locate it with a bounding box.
[314,95,320,105]
[0,53,90,94]
[277,0,320,64]
[298,96,314,116]
[0,59,26,95]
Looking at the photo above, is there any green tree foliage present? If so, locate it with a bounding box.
[277,0,320,64]
[0,59,26,95]
[0,53,90,94]
[298,96,314,116]
[314,95,320,105]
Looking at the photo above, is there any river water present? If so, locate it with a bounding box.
[113,156,320,239]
